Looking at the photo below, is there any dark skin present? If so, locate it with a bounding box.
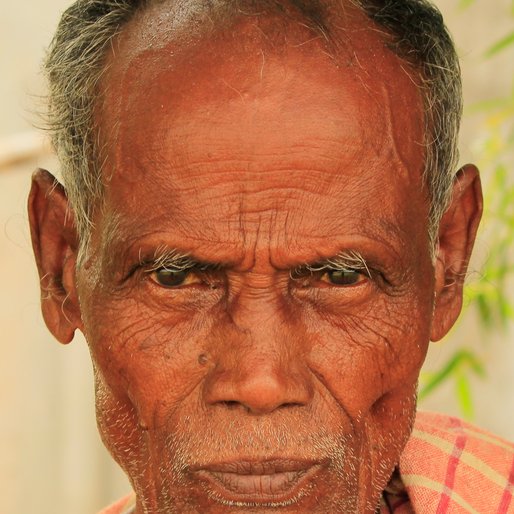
[29,5,482,513]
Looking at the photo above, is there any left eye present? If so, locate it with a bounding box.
[321,269,365,286]
[149,268,200,288]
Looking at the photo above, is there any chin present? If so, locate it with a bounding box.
[128,453,384,514]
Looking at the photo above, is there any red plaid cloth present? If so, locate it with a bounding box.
[385,411,514,513]
[99,412,514,514]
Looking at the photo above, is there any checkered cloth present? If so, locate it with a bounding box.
[99,412,514,514]
[382,411,514,513]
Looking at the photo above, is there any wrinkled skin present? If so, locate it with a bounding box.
[29,4,482,513]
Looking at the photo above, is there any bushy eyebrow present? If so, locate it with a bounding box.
[292,250,371,278]
[134,245,371,278]
[138,245,221,272]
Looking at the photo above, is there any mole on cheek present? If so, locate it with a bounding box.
[198,353,209,365]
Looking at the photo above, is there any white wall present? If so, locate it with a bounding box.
[0,1,513,513]
[1,2,133,512]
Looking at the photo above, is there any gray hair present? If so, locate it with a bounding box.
[44,0,461,257]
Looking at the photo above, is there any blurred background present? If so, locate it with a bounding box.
[1,0,513,513]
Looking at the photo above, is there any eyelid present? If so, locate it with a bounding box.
[142,252,222,273]
[293,262,370,277]
[144,261,197,274]
[144,261,224,287]
[144,255,199,272]
[322,263,369,275]
[122,259,194,284]
[295,250,372,276]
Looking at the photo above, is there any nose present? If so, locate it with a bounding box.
[204,357,313,415]
[202,295,313,415]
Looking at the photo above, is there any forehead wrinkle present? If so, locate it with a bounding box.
[127,135,372,214]
[94,4,429,280]
[99,0,427,185]
[107,20,375,150]
[129,116,384,207]
[97,213,250,274]
[96,160,414,276]
[93,199,408,278]
[267,218,409,271]
[101,21,425,204]
[138,152,364,201]
[378,81,425,181]
[91,209,123,276]
[113,65,420,202]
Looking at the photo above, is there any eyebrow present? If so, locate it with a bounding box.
[101,208,403,276]
[137,245,222,272]
[136,244,370,276]
[298,250,371,275]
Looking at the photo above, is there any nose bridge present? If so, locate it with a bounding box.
[230,278,284,337]
[227,277,298,364]
[203,283,313,414]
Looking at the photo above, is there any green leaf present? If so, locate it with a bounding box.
[476,294,493,327]
[466,353,486,378]
[500,295,514,321]
[485,31,514,57]
[419,350,485,401]
[456,372,474,420]
[419,353,463,400]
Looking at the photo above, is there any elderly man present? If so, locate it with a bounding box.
[29,0,513,512]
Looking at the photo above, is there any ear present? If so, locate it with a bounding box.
[431,164,483,341]
[28,169,82,344]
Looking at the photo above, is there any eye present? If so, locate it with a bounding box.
[291,266,369,289]
[321,269,366,286]
[149,268,200,288]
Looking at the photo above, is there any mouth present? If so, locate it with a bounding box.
[190,459,325,506]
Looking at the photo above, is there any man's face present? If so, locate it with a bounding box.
[68,9,434,514]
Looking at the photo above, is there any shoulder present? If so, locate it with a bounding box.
[97,493,136,514]
[400,411,514,513]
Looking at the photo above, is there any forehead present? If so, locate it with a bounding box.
[93,3,428,264]
[101,2,424,155]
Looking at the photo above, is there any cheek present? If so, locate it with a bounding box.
[84,296,213,430]
[94,369,146,469]
[305,291,432,418]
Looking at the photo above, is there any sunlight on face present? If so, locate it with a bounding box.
[77,6,435,514]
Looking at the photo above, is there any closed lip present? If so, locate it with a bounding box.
[190,459,326,503]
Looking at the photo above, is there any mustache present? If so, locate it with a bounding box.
[141,416,363,514]
[161,415,355,474]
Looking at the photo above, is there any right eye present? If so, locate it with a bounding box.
[149,268,200,288]
[320,268,367,286]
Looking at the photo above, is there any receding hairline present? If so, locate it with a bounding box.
[105,0,419,72]
[94,0,426,185]
[44,0,462,262]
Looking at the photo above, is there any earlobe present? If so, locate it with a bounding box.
[28,169,82,344]
[431,164,483,341]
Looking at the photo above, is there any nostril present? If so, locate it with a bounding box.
[278,402,302,410]
[218,399,303,414]
[222,400,241,410]
[203,366,313,415]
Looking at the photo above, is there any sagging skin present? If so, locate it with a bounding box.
[29,3,482,513]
